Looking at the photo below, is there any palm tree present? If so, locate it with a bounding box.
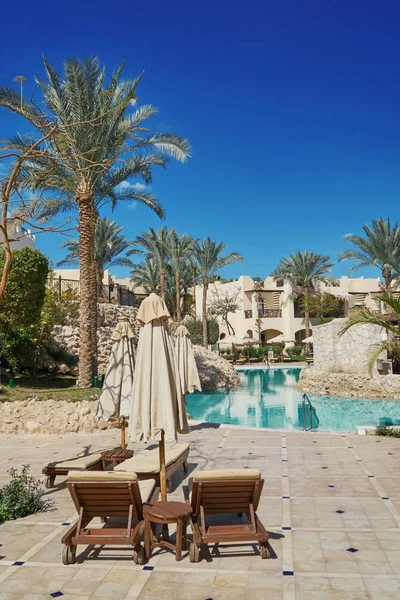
[57,217,135,295]
[0,56,190,386]
[272,251,334,342]
[168,232,194,321]
[192,238,243,347]
[339,218,400,295]
[340,293,400,374]
[130,256,160,294]
[132,227,175,302]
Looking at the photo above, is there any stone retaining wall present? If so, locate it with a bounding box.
[51,303,239,390]
[298,368,400,399]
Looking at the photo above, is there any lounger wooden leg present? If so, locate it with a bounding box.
[181,520,187,551]
[183,459,188,472]
[176,519,183,561]
[144,515,151,560]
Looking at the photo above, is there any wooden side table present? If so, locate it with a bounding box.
[143,501,192,562]
[101,448,133,469]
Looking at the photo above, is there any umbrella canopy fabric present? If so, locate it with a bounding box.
[96,319,136,422]
[128,294,189,444]
[174,324,202,394]
[302,335,314,343]
[217,335,248,345]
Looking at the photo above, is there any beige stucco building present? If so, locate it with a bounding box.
[195,275,383,344]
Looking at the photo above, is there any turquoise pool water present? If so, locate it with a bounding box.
[185,368,400,432]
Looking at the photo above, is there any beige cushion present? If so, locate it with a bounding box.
[44,453,102,469]
[194,469,261,482]
[139,478,156,502]
[115,444,189,474]
[68,470,138,482]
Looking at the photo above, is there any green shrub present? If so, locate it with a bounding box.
[0,248,49,327]
[0,465,53,524]
[287,345,303,357]
[375,426,400,438]
[185,317,219,346]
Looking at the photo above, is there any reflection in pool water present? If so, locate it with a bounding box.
[185,368,400,432]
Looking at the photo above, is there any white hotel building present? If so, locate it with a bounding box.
[195,275,383,344]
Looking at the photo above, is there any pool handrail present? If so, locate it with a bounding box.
[302,393,320,431]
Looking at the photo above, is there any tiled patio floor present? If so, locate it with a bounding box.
[1,426,400,599]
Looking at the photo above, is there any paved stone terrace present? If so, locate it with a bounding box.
[1,426,400,599]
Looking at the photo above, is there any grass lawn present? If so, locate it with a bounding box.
[0,374,100,403]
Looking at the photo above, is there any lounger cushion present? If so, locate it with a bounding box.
[43,453,102,469]
[138,478,156,502]
[194,468,261,481]
[115,443,189,474]
[67,471,155,502]
[68,470,138,482]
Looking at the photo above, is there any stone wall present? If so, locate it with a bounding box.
[52,304,140,375]
[313,318,384,375]
[298,368,400,400]
[297,317,400,399]
[51,303,239,389]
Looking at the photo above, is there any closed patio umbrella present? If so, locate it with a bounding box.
[96,317,136,449]
[174,324,202,394]
[128,293,189,501]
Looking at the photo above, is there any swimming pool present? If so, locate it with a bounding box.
[185,367,400,432]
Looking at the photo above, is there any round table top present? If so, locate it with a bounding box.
[144,500,192,521]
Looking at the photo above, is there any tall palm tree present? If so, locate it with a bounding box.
[57,217,135,295]
[339,218,400,295]
[192,237,243,347]
[272,251,334,341]
[168,232,194,321]
[0,56,189,386]
[130,256,160,295]
[132,227,175,302]
[340,293,400,374]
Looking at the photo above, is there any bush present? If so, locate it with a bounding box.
[287,345,303,357]
[0,465,53,524]
[0,248,49,327]
[375,426,400,438]
[185,317,219,345]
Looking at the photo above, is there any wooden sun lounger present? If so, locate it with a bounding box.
[188,468,270,562]
[61,470,156,565]
[115,443,189,492]
[42,453,104,488]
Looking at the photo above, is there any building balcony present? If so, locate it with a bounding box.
[244,309,282,319]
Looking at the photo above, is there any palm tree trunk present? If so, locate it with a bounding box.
[202,279,208,347]
[89,209,98,378]
[192,267,197,315]
[96,267,104,298]
[176,270,181,322]
[304,287,311,353]
[160,267,166,302]
[77,197,95,387]
[384,268,392,297]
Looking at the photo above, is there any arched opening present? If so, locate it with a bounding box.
[260,329,283,345]
[295,329,310,344]
[246,330,253,338]
[219,332,226,340]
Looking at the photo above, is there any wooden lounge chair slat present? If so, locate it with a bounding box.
[189,470,269,561]
[61,475,154,564]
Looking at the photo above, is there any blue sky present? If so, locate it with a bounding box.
[1,0,400,280]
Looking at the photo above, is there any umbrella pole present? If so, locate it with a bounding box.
[121,417,126,449]
[159,429,167,501]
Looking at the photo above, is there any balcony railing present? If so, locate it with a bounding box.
[244,309,282,319]
[258,308,282,318]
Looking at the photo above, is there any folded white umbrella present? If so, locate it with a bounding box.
[174,324,202,394]
[128,293,189,500]
[96,318,136,448]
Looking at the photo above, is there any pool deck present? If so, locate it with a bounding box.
[1,426,400,599]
